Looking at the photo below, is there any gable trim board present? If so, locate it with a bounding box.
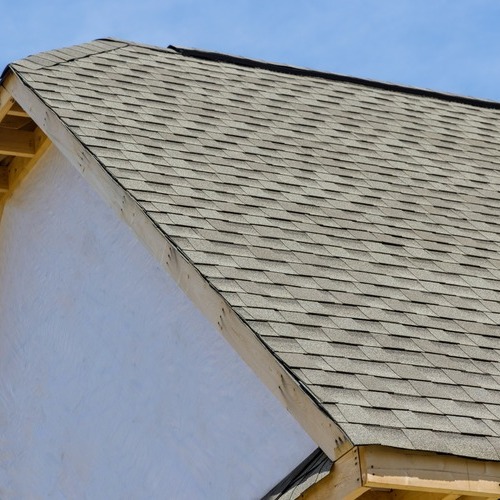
[2,40,500,497]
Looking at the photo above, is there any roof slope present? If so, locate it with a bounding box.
[6,39,500,460]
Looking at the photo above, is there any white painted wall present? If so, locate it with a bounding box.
[0,146,315,499]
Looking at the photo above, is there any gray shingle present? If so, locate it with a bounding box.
[10,38,500,461]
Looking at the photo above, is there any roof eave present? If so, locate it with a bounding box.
[298,445,500,499]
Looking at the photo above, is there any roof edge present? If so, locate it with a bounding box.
[97,37,177,55]
[170,45,500,110]
[1,64,12,84]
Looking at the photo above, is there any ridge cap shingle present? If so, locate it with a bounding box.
[9,37,500,110]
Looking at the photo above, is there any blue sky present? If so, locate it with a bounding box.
[3,0,500,100]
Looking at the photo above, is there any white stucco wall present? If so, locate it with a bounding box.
[0,146,315,499]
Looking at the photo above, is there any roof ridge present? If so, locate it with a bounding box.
[6,39,129,76]
[97,37,177,55]
[169,45,500,110]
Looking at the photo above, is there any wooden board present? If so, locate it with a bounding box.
[300,448,368,500]
[0,77,14,122]
[359,446,500,498]
[0,129,36,157]
[299,446,500,499]
[7,102,29,117]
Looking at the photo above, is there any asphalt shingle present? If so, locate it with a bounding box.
[9,38,500,461]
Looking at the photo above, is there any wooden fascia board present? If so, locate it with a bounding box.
[301,446,500,499]
[3,70,353,462]
[358,446,500,498]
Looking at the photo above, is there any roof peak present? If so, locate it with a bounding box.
[10,37,500,110]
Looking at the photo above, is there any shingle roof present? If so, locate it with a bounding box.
[6,38,500,461]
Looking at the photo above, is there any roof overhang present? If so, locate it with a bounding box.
[300,445,500,499]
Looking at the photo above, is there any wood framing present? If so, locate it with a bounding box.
[1,68,352,462]
[299,446,500,499]
[7,102,29,117]
[360,446,500,497]
[0,83,14,122]
[300,448,369,499]
[0,129,36,157]
[0,80,50,218]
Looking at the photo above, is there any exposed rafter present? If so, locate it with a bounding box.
[0,91,14,122]
[0,82,49,214]
[7,102,29,117]
[0,129,36,157]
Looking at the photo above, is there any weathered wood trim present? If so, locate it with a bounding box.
[3,69,352,461]
[360,491,450,500]
[358,446,500,498]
